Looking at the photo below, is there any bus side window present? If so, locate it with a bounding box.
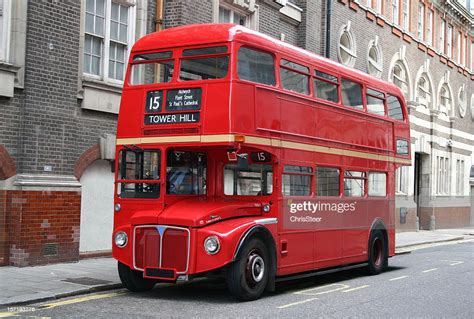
[316,167,340,196]
[313,70,339,103]
[368,172,387,196]
[387,95,404,120]
[366,88,385,116]
[282,165,312,196]
[237,47,276,86]
[341,79,363,109]
[280,59,310,95]
[344,171,365,197]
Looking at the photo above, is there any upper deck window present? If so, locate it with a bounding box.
[387,95,404,120]
[313,70,339,103]
[130,51,174,85]
[237,47,275,86]
[366,88,385,116]
[180,46,229,81]
[280,59,310,95]
[341,79,363,109]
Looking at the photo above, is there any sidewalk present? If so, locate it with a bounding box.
[1,227,473,307]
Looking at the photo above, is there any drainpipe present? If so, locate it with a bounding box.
[325,0,332,58]
[156,0,164,32]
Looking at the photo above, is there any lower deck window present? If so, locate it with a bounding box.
[166,151,207,195]
[344,171,365,197]
[316,167,340,196]
[224,164,273,196]
[282,165,312,196]
[368,172,387,196]
[118,149,161,198]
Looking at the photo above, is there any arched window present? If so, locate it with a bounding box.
[367,39,383,78]
[338,23,357,67]
[458,85,467,118]
[416,74,432,108]
[439,84,452,115]
[390,62,409,98]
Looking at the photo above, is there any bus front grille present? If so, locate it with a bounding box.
[133,225,190,275]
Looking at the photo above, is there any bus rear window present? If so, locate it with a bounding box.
[237,47,275,86]
[118,149,161,198]
[180,46,229,81]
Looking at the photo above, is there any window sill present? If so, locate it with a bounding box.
[0,62,21,97]
[80,77,124,114]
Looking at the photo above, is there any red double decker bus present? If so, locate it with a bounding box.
[112,24,411,301]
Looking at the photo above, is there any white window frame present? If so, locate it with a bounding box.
[402,0,410,32]
[458,85,467,118]
[426,9,433,46]
[439,84,452,115]
[439,20,445,54]
[0,0,12,62]
[417,2,424,41]
[337,23,357,67]
[456,32,461,64]
[214,0,258,30]
[447,25,453,58]
[395,166,408,194]
[392,0,399,25]
[417,75,431,108]
[463,35,467,67]
[367,38,383,78]
[82,0,136,85]
[471,41,474,71]
[391,62,408,97]
[436,156,449,195]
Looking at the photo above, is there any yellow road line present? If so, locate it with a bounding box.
[389,275,409,281]
[0,291,125,318]
[342,285,370,293]
[278,297,319,309]
[421,268,438,273]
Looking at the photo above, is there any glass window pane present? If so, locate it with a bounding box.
[86,0,94,13]
[167,151,207,195]
[280,68,309,95]
[109,42,115,59]
[314,79,338,103]
[237,47,275,85]
[108,61,115,78]
[284,166,312,173]
[116,62,124,80]
[341,79,363,109]
[96,0,105,16]
[180,56,229,81]
[111,3,119,20]
[134,51,172,61]
[224,164,272,196]
[366,95,385,115]
[92,56,101,75]
[85,13,94,33]
[344,171,365,197]
[131,61,174,85]
[183,46,228,56]
[316,167,340,196]
[110,21,119,41]
[315,70,338,83]
[83,54,91,73]
[119,24,128,43]
[219,7,230,23]
[282,174,311,196]
[120,6,128,24]
[95,16,104,36]
[117,45,125,62]
[387,95,404,120]
[281,59,309,73]
[84,35,92,53]
[368,172,386,196]
[92,37,101,56]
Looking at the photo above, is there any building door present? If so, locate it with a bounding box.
[414,153,421,229]
[79,160,114,253]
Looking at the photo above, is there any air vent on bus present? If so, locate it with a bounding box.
[143,127,200,136]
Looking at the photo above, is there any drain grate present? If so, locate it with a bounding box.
[62,277,112,286]
[43,243,58,256]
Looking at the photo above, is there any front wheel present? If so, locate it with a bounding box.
[226,238,269,301]
[367,230,387,275]
[118,262,156,292]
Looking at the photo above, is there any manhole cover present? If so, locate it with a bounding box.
[62,277,112,286]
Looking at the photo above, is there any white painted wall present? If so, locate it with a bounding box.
[79,160,114,253]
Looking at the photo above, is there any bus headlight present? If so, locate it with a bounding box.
[114,231,128,248]
[204,236,220,255]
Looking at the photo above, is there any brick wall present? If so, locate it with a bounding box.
[4,190,81,267]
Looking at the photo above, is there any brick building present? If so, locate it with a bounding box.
[0,0,472,266]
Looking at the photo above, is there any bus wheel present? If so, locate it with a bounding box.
[227,238,269,301]
[367,230,386,275]
[118,262,156,292]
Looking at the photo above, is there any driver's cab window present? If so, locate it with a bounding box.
[224,164,273,196]
[166,150,207,195]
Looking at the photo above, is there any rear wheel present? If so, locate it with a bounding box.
[226,238,269,301]
[367,230,387,275]
[118,262,156,292]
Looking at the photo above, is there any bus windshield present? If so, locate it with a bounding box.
[166,150,207,195]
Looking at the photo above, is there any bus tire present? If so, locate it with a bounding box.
[118,262,156,292]
[226,237,269,301]
[367,230,386,275]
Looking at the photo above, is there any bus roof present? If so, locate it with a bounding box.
[132,23,404,96]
